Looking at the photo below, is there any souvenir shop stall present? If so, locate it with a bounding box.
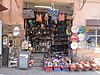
[23,2,73,68]
[24,4,72,53]
[23,3,100,72]
[43,25,100,72]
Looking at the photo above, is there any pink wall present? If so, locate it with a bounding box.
[0,0,24,39]
[74,0,100,58]
[74,0,100,26]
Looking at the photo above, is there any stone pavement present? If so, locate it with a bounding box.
[0,67,100,75]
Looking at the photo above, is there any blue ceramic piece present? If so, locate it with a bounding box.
[78,26,85,34]
[84,34,89,41]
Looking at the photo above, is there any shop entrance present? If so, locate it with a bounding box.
[24,18,52,52]
[24,13,73,53]
[23,3,74,68]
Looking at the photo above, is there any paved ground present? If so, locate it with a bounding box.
[0,67,100,75]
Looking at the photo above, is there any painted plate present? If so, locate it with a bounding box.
[78,41,86,49]
[71,42,78,49]
[78,34,85,41]
[70,34,79,42]
[78,26,85,34]
[84,26,89,33]
[71,26,79,33]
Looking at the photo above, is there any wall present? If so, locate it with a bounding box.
[74,0,100,58]
[0,0,24,45]
[74,0,100,26]
[0,21,2,55]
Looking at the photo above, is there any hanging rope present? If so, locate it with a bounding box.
[79,0,87,10]
[15,0,19,8]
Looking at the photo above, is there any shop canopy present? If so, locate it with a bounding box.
[0,3,8,12]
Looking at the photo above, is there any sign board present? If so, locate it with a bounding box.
[0,21,2,55]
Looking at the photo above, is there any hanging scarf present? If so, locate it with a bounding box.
[36,14,42,22]
[44,13,48,25]
[59,13,65,21]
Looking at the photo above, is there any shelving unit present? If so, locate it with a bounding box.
[51,21,69,57]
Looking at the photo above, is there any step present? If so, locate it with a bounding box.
[32,62,43,67]
[33,53,44,56]
[32,53,44,60]
[32,53,44,67]
[33,57,44,60]
[34,59,43,63]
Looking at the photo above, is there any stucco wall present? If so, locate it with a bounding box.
[74,0,100,26]
[0,0,24,45]
[74,0,100,58]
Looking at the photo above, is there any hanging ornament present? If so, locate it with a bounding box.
[66,29,71,36]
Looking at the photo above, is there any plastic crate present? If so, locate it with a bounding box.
[45,67,53,72]
[54,68,61,72]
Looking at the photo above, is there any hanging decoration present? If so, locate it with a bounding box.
[66,29,71,36]
[47,3,59,16]
[59,13,65,21]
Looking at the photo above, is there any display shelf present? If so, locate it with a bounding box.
[24,12,73,53]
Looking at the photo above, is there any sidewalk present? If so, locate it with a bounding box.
[0,67,100,75]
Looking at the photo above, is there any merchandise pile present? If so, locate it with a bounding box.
[43,55,100,72]
[70,25,89,50]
